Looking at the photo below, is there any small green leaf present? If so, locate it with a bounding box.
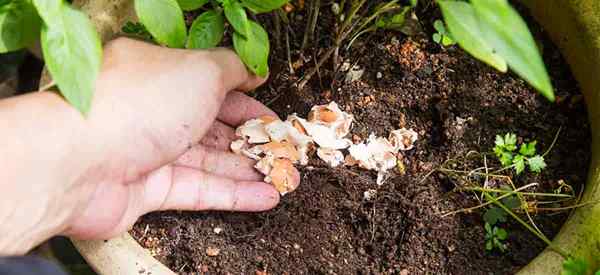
[519,141,537,156]
[561,258,589,275]
[483,207,506,225]
[241,0,287,13]
[177,0,207,11]
[495,228,507,240]
[471,0,554,101]
[504,133,517,150]
[438,0,506,71]
[433,19,445,33]
[441,35,455,46]
[135,0,186,48]
[502,196,520,209]
[527,155,547,173]
[432,33,441,43]
[35,2,102,114]
[410,0,417,7]
[499,151,513,167]
[0,0,41,53]
[513,155,525,174]
[186,10,224,49]
[485,240,493,251]
[233,20,269,77]
[484,222,492,233]
[594,270,600,275]
[495,135,505,147]
[224,0,249,37]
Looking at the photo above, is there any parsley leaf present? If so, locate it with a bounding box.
[527,155,547,173]
[519,141,537,156]
[513,154,525,174]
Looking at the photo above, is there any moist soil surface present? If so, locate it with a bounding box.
[131,2,591,274]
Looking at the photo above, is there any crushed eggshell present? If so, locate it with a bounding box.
[230,101,419,194]
[317,148,345,167]
[389,128,418,151]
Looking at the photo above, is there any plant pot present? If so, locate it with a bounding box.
[63,0,600,274]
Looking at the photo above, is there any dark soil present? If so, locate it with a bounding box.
[131,1,591,274]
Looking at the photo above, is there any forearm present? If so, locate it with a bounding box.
[0,91,90,255]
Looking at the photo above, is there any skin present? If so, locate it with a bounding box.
[0,38,299,255]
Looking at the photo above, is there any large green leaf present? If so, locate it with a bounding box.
[35,2,102,115]
[438,0,506,72]
[241,0,287,13]
[186,10,224,49]
[135,0,186,48]
[177,0,207,11]
[471,0,554,101]
[233,20,269,77]
[224,0,249,37]
[0,0,41,53]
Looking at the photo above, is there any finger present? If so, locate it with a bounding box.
[154,166,280,211]
[207,48,268,92]
[174,144,263,181]
[217,92,279,127]
[200,120,237,150]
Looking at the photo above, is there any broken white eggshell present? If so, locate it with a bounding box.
[347,134,400,185]
[308,102,354,138]
[389,128,418,151]
[267,158,301,195]
[316,148,345,167]
[292,116,352,150]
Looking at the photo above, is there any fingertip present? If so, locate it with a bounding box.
[240,182,281,211]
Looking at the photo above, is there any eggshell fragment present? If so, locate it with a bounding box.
[258,141,300,163]
[316,148,345,167]
[389,128,418,151]
[268,158,301,195]
[346,134,400,185]
[293,116,351,149]
[308,102,354,138]
[230,139,246,155]
[235,119,270,144]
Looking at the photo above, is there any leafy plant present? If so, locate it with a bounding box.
[0,0,285,115]
[483,191,520,225]
[133,0,284,77]
[437,0,554,101]
[493,133,547,174]
[432,19,455,46]
[484,222,507,252]
[562,258,600,275]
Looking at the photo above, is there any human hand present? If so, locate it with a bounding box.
[0,37,297,253]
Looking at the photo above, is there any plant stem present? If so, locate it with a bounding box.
[482,192,570,258]
[460,187,574,198]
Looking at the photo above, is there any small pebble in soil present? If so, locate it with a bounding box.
[206,247,220,257]
[364,189,377,201]
[376,72,383,79]
[213,227,223,234]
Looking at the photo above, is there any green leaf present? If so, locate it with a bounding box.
[498,151,513,167]
[483,207,506,225]
[0,0,41,53]
[135,0,186,48]
[410,0,417,7]
[438,0,507,71]
[561,258,589,275]
[378,7,410,31]
[432,33,441,44]
[484,222,492,234]
[35,3,102,115]
[495,227,507,240]
[513,154,525,174]
[495,134,505,147]
[177,0,207,11]
[485,240,492,251]
[441,35,454,46]
[224,0,249,37]
[527,155,547,173]
[433,19,445,34]
[519,141,537,156]
[233,20,269,77]
[504,133,517,150]
[471,0,554,101]
[502,196,520,209]
[594,270,600,275]
[241,0,287,13]
[186,10,224,49]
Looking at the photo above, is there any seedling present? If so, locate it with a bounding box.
[432,19,455,46]
[493,133,547,174]
[484,222,507,252]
